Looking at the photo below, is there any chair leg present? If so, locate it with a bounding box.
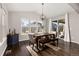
[32,44,34,49]
[39,43,44,50]
[29,40,31,46]
[57,39,58,47]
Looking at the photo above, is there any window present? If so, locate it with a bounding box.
[21,18,43,34]
[52,19,65,38]
[30,19,43,33]
[21,18,30,34]
[0,7,7,42]
[52,22,57,31]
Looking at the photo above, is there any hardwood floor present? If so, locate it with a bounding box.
[4,40,31,56]
[4,39,79,56]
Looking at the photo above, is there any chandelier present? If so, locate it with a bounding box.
[40,3,45,20]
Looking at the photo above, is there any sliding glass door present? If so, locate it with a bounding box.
[51,17,65,40]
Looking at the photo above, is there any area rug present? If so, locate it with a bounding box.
[5,50,12,55]
[26,43,61,56]
[26,46,38,56]
[45,43,61,51]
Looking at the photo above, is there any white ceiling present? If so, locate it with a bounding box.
[5,3,75,18]
[69,3,79,13]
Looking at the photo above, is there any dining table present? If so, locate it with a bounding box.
[28,32,56,51]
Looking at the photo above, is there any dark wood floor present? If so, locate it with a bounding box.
[4,39,79,56]
[4,41,31,56]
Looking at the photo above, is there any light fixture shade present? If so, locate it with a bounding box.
[40,14,45,20]
[40,3,46,20]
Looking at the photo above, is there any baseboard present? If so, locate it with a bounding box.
[19,39,29,42]
[1,45,7,56]
[0,37,7,56]
[71,40,79,45]
[63,38,79,45]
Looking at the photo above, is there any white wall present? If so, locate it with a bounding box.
[49,11,79,44]
[47,7,79,44]
[69,11,79,44]
[8,11,41,41]
[0,4,8,56]
[8,4,79,44]
[8,11,40,33]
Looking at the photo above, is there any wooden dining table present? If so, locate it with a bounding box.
[29,33,55,50]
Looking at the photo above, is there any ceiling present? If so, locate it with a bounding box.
[69,3,79,13]
[5,3,75,18]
